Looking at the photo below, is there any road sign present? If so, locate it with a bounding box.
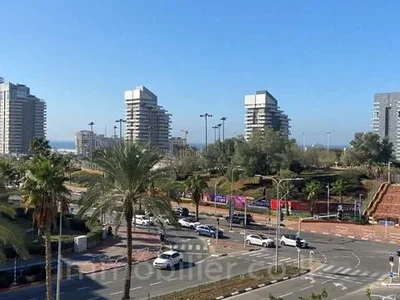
[389,271,394,278]
[70,207,74,214]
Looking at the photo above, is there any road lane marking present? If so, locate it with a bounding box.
[279,258,292,262]
[321,279,332,284]
[168,277,178,281]
[371,272,380,277]
[196,259,206,264]
[300,285,314,291]
[103,281,113,284]
[77,286,89,290]
[350,270,361,276]
[341,268,352,274]
[360,271,369,276]
[150,281,162,286]
[203,245,208,250]
[323,265,335,272]
[110,291,123,296]
[333,267,344,273]
[172,245,179,249]
[196,245,200,250]
[181,245,186,250]
[130,286,142,291]
[188,245,193,250]
[142,271,154,276]
[279,292,293,298]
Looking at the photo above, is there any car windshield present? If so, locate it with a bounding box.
[209,226,216,231]
[158,254,171,259]
[258,235,267,239]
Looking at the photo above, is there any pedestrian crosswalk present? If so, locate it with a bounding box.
[234,251,297,264]
[171,244,208,251]
[311,263,387,284]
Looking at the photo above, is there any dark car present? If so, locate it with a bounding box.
[225,213,254,225]
[174,207,189,217]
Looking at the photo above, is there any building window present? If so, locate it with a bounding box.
[385,107,391,138]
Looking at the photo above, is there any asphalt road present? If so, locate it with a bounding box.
[2,216,399,300]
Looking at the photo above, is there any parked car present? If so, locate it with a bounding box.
[152,250,183,269]
[178,217,201,229]
[133,215,152,226]
[225,213,254,225]
[246,234,275,247]
[280,234,308,248]
[174,207,189,217]
[195,225,223,237]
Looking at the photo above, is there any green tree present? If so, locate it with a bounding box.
[203,138,240,174]
[21,154,69,300]
[341,132,393,166]
[331,178,347,203]
[79,142,175,300]
[0,203,28,264]
[185,173,208,221]
[234,128,291,176]
[30,137,52,157]
[298,288,328,300]
[304,180,322,216]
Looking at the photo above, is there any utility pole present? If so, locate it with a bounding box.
[88,121,94,166]
[326,132,331,153]
[220,117,227,141]
[115,118,126,144]
[200,113,212,149]
[302,133,306,151]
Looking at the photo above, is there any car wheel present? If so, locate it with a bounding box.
[190,225,194,230]
[262,242,267,248]
[246,240,251,245]
[179,259,183,265]
[280,241,285,246]
[211,233,216,238]
[240,220,244,225]
[196,231,201,236]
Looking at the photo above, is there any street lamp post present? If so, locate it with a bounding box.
[115,118,126,144]
[56,201,63,300]
[256,175,303,272]
[220,117,227,141]
[217,124,222,141]
[200,113,212,149]
[212,126,218,143]
[214,182,218,215]
[326,183,330,215]
[326,132,331,154]
[88,122,94,167]
[388,161,392,183]
[230,166,242,231]
[113,125,118,139]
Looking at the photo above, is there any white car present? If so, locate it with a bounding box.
[280,234,308,248]
[246,234,275,248]
[133,215,151,226]
[178,217,201,229]
[153,250,183,269]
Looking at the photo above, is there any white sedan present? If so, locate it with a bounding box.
[246,234,275,247]
[133,215,151,226]
[178,217,201,229]
[280,234,308,248]
[153,250,183,269]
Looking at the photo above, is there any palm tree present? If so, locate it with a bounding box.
[30,137,51,157]
[185,173,208,221]
[79,142,175,300]
[331,178,347,203]
[304,180,322,216]
[0,203,28,264]
[21,154,69,300]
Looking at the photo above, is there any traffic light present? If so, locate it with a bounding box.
[280,211,284,222]
[337,210,343,221]
[390,255,394,263]
[397,250,400,257]
[216,218,219,226]
[262,188,266,199]
[296,237,301,248]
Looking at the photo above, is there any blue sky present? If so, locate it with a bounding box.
[1,0,400,145]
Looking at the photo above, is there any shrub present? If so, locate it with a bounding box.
[0,272,13,288]
[16,275,28,285]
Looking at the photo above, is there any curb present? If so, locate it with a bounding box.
[214,269,311,299]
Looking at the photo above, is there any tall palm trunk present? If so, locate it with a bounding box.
[44,227,53,300]
[122,200,133,300]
